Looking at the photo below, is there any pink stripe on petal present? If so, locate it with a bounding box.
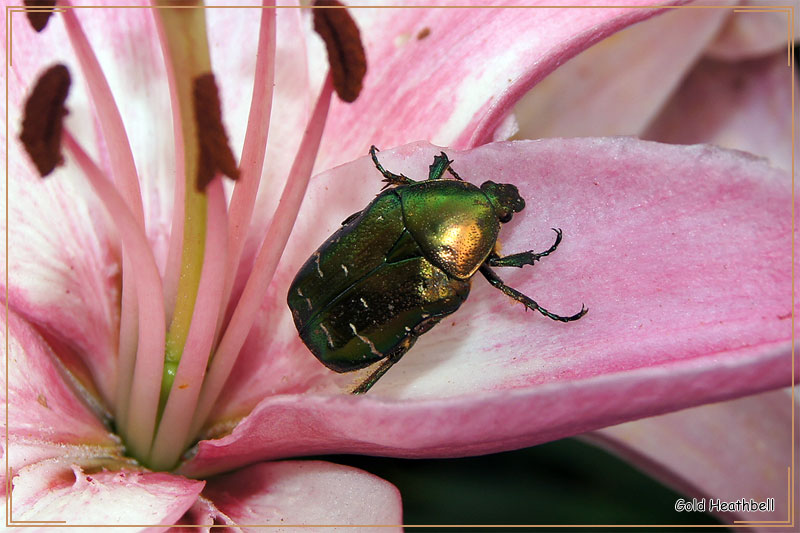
[4,154,120,406]
[202,461,402,530]
[317,0,686,171]
[183,139,793,475]
[10,459,203,526]
[587,389,796,528]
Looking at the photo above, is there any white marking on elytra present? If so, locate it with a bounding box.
[360,297,369,308]
[313,251,323,277]
[296,288,304,297]
[305,297,313,311]
[319,323,335,348]
[376,215,384,221]
[349,322,380,356]
[341,264,349,276]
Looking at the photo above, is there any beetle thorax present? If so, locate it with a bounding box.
[398,181,500,280]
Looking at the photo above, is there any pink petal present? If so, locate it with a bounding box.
[10,459,203,527]
[587,389,796,528]
[643,53,796,174]
[2,309,120,479]
[202,461,402,529]
[317,0,685,171]
[182,138,793,477]
[513,6,729,139]
[705,3,799,61]
[3,143,120,406]
[8,1,175,264]
[169,495,238,531]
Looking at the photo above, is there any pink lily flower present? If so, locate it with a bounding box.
[506,5,797,526]
[2,0,794,529]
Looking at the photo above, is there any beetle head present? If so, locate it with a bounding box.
[481,181,525,223]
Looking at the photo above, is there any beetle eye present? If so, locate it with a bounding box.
[497,211,513,223]
[481,181,525,223]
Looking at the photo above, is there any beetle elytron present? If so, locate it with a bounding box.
[288,146,586,394]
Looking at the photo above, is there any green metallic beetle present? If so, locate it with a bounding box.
[288,146,586,394]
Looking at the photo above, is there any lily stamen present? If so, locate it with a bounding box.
[60,1,146,423]
[60,128,166,461]
[18,0,365,472]
[149,176,228,470]
[189,73,336,441]
[217,0,276,341]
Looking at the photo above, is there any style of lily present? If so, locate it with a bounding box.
[3,0,796,528]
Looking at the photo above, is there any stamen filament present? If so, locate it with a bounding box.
[62,130,165,462]
[114,254,138,428]
[190,74,334,438]
[61,2,144,221]
[61,3,145,412]
[219,0,276,338]
[149,176,228,471]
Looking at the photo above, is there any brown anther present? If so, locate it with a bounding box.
[19,64,70,177]
[24,0,57,33]
[193,73,240,191]
[417,27,431,40]
[313,0,367,103]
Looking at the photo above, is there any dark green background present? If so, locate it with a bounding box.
[313,437,724,530]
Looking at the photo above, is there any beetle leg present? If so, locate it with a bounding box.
[341,209,363,226]
[351,336,416,394]
[479,264,587,322]
[370,145,417,188]
[487,228,562,268]
[428,151,464,181]
[446,166,463,181]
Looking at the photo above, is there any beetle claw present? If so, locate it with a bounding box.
[381,174,413,189]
